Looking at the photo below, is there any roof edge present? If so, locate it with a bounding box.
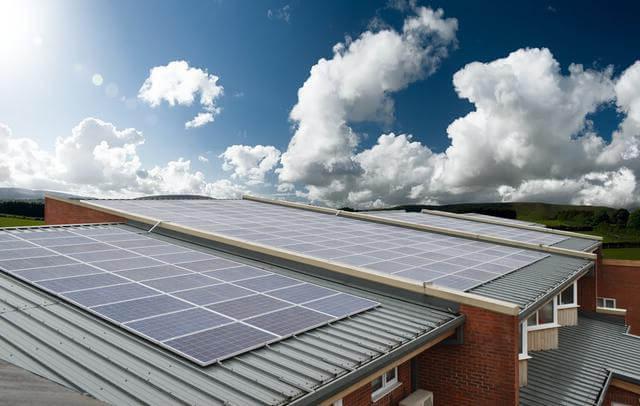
[421,208,603,241]
[52,194,522,316]
[292,314,465,406]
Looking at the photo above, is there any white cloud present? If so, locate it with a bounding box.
[197,155,209,163]
[0,119,244,198]
[220,145,281,185]
[498,168,638,207]
[185,112,214,129]
[267,5,291,23]
[277,6,458,198]
[138,60,223,129]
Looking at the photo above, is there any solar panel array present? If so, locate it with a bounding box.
[0,226,378,365]
[372,211,568,245]
[88,199,551,292]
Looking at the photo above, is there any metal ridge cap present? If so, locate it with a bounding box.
[242,195,596,260]
[420,208,603,241]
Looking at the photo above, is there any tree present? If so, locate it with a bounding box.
[613,209,630,227]
[629,209,640,230]
[592,208,610,226]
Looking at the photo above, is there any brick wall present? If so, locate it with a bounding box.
[342,360,412,406]
[416,304,519,405]
[579,267,597,312]
[600,260,640,335]
[604,383,640,405]
[45,197,125,225]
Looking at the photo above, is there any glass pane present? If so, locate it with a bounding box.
[539,301,554,324]
[597,297,604,307]
[371,376,383,392]
[519,323,524,354]
[386,367,397,382]
[527,313,538,327]
[560,285,574,305]
[605,299,615,308]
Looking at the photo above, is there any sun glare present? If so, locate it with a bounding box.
[0,0,46,67]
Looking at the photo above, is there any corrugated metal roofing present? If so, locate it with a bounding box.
[469,255,593,312]
[0,224,462,406]
[521,313,640,406]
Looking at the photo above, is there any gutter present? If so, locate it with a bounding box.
[288,314,465,406]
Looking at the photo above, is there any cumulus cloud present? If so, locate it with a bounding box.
[498,168,638,207]
[197,155,209,163]
[138,60,223,129]
[277,6,458,198]
[220,144,281,185]
[0,119,244,198]
[267,38,640,208]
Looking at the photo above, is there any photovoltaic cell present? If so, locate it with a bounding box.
[304,293,379,317]
[245,307,333,336]
[14,263,103,281]
[165,323,277,364]
[141,273,221,292]
[0,225,378,366]
[63,283,157,307]
[268,283,336,304]
[93,295,193,323]
[36,272,128,293]
[125,308,232,341]
[207,294,290,320]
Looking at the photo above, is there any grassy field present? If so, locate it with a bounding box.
[602,248,640,260]
[0,216,45,227]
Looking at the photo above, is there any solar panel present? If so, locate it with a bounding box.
[373,211,568,245]
[0,225,378,366]
[86,199,553,292]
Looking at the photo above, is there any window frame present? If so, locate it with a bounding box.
[519,319,530,360]
[332,400,343,406]
[526,299,558,331]
[597,297,617,309]
[557,281,578,309]
[371,367,400,400]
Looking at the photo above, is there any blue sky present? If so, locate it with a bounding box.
[0,0,639,207]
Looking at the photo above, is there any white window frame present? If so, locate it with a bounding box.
[557,281,578,309]
[371,367,399,401]
[332,400,343,406]
[526,299,558,331]
[519,320,530,360]
[597,297,617,309]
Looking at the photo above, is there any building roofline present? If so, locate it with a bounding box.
[420,208,603,242]
[242,195,597,261]
[45,194,522,316]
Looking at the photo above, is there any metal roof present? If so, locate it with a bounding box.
[0,223,462,406]
[469,255,593,315]
[521,312,640,406]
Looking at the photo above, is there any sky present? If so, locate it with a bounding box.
[0,0,639,208]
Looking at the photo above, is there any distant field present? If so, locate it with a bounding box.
[0,216,45,228]
[602,248,640,260]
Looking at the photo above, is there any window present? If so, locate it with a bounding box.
[519,320,529,359]
[527,300,557,330]
[557,282,577,308]
[332,400,343,406]
[597,297,616,308]
[371,367,399,400]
